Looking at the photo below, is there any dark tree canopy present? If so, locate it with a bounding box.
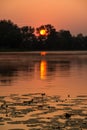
[0,19,87,51]
[0,20,22,50]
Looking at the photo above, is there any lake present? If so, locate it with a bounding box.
[0,51,87,97]
[0,51,87,130]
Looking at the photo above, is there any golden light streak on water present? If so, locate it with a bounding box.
[40,60,47,80]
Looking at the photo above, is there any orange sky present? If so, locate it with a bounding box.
[0,0,87,35]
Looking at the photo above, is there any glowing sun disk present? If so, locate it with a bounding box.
[40,29,46,36]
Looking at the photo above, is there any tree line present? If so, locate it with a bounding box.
[0,19,87,51]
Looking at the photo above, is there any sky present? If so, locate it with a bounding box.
[0,0,87,35]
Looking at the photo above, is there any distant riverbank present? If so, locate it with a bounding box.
[0,20,87,52]
[0,50,87,55]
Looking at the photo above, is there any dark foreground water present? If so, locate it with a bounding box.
[0,51,87,130]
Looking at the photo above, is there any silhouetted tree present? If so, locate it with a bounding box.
[0,19,87,51]
[45,24,59,50]
[20,26,37,50]
[0,20,22,50]
[58,30,72,50]
[72,33,87,50]
[36,24,58,50]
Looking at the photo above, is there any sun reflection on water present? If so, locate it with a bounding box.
[40,51,47,56]
[40,60,47,80]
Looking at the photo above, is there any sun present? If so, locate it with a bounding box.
[40,29,46,36]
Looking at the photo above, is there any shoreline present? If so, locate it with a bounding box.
[0,50,87,55]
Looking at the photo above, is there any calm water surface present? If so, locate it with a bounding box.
[0,51,87,97]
